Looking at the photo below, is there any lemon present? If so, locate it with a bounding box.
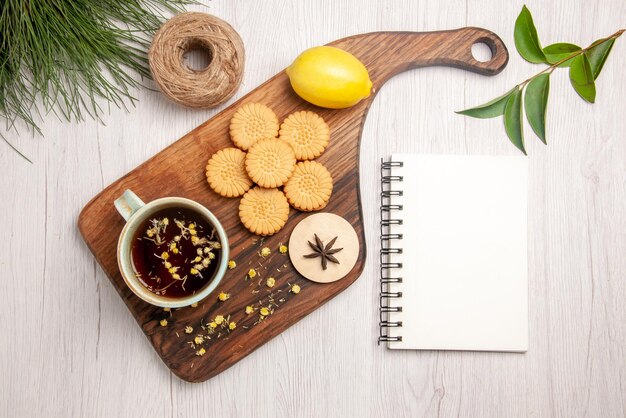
[286,46,372,109]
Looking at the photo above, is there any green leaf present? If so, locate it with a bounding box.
[455,88,517,119]
[586,38,615,80]
[569,54,596,103]
[524,74,550,144]
[514,5,547,63]
[504,88,526,154]
[542,43,581,66]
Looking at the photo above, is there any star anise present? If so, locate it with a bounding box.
[303,234,343,270]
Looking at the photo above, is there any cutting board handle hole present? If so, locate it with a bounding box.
[471,41,494,63]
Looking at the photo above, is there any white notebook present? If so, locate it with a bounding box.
[380,154,528,352]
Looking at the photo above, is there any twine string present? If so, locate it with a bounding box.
[149,12,245,108]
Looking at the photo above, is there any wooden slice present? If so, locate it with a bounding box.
[289,213,360,283]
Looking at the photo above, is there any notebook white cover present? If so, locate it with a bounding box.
[386,154,528,352]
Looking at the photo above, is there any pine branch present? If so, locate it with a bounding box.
[0,0,194,162]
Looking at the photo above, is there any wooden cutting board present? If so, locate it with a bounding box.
[78,27,508,382]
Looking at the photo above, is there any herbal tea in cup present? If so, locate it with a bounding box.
[115,190,229,308]
[131,206,222,298]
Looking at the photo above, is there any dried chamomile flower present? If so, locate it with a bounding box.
[194,335,204,345]
[196,348,206,357]
[228,260,236,269]
[229,322,237,330]
[260,247,271,257]
[245,306,254,314]
[218,292,230,302]
[248,268,257,279]
[291,284,301,294]
[160,319,168,327]
[266,277,276,288]
[209,321,217,329]
[279,244,288,254]
[184,326,193,334]
[260,307,270,317]
[214,315,225,325]
[161,252,169,260]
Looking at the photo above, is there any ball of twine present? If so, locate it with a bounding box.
[149,12,245,108]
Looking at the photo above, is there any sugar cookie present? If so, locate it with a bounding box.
[205,147,253,197]
[230,103,279,151]
[279,111,330,160]
[245,138,296,188]
[283,161,333,211]
[239,187,290,236]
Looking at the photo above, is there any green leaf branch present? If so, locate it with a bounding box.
[458,5,624,154]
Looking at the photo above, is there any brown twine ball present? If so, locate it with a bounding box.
[149,12,245,108]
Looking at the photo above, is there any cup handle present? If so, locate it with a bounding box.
[114,190,145,222]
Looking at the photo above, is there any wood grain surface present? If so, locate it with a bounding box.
[1,0,625,416]
[78,27,508,382]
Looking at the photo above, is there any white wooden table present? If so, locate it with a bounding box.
[1,1,625,416]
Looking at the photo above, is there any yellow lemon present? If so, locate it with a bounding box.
[286,46,372,109]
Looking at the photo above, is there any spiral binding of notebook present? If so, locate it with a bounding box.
[379,158,404,344]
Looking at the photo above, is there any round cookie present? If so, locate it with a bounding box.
[230,102,279,151]
[288,213,359,283]
[239,187,290,236]
[283,161,333,211]
[245,138,296,188]
[205,147,253,197]
[279,111,330,160]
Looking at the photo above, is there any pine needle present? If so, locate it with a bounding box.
[0,0,194,161]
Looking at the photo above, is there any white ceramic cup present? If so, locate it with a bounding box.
[114,190,229,308]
